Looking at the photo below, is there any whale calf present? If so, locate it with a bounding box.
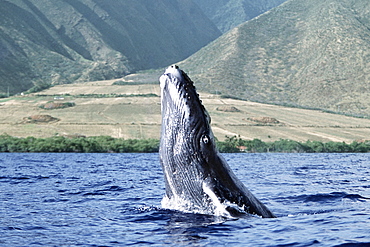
[159,65,275,218]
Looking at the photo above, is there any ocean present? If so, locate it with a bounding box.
[1,153,369,246]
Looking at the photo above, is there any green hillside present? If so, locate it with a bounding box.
[0,0,220,94]
[197,0,287,32]
[180,0,370,117]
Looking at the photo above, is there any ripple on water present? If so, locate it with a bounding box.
[0,153,369,246]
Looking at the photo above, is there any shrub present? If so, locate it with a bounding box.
[39,101,76,110]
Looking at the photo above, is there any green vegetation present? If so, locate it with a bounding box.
[181,0,370,118]
[217,136,370,153]
[196,0,286,33]
[0,135,369,153]
[0,135,159,153]
[0,0,219,95]
[36,93,159,98]
[112,80,157,85]
[74,93,158,98]
[39,101,76,110]
[26,83,53,94]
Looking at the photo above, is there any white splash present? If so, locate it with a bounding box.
[202,182,231,217]
[161,194,203,214]
[160,182,235,218]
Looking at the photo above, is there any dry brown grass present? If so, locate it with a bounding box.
[1,80,370,143]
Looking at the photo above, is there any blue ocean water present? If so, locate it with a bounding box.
[0,153,369,246]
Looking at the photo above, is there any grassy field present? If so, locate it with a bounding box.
[0,77,370,143]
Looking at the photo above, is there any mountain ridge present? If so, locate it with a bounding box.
[0,0,220,94]
[180,0,370,117]
[196,0,287,32]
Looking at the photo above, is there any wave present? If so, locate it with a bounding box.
[278,192,369,204]
[334,243,370,247]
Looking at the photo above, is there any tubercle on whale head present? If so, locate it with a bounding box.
[159,65,217,170]
[159,65,211,129]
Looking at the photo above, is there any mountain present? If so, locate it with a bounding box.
[196,0,287,32]
[0,0,221,94]
[180,0,370,117]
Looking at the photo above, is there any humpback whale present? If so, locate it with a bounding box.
[159,65,275,218]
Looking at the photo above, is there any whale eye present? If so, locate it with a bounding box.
[201,134,210,145]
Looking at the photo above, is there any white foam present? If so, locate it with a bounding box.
[161,181,244,218]
[161,194,200,214]
[202,182,230,217]
[161,183,236,218]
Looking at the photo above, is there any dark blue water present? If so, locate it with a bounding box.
[1,153,369,246]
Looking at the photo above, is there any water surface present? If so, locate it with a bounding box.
[1,153,369,246]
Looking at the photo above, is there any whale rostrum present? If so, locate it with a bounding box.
[159,65,275,218]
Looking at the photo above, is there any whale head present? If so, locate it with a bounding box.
[159,65,220,213]
[159,65,275,218]
[159,65,212,137]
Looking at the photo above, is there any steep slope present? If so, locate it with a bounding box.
[181,0,370,117]
[0,0,220,94]
[196,0,287,32]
